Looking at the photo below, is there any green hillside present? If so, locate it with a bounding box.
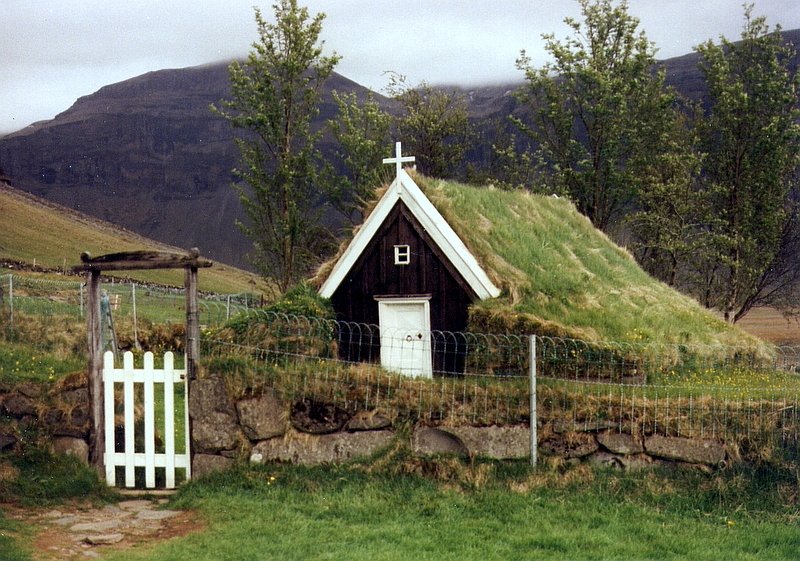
[0,181,265,295]
[416,175,763,350]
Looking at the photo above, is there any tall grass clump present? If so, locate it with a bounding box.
[0,447,114,506]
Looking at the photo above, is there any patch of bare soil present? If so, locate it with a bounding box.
[2,498,204,560]
[737,307,800,345]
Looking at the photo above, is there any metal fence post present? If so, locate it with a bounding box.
[8,274,13,328]
[132,282,141,351]
[529,334,538,467]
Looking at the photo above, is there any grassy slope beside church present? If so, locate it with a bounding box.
[0,181,264,294]
[413,174,762,350]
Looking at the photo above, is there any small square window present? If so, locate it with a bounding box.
[394,245,410,265]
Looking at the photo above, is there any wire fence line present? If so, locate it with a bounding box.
[217,308,800,379]
[204,311,800,463]
[0,273,256,327]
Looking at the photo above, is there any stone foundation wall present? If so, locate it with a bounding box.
[188,374,729,478]
[0,373,728,477]
[0,376,91,463]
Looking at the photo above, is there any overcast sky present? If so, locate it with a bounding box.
[2,0,799,135]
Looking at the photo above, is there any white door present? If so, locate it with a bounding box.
[377,298,432,378]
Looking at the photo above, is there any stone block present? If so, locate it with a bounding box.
[236,391,286,440]
[191,411,242,454]
[443,425,530,459]
[190,375,235,417]
[252,429,394,465]
[346,410,392,432]
[618,454,658,471]
[48,405,91,439]
[586,451,625,469]
[58,388,89,407]
[540,432,599,459]
[290,399,349,434]
[192,454,234,479]
[644,435,726,466]
[69,405,90,428]
[1,392,38,418]
[551,420,616,434]
[412,427,469,457]
[83,533,124,545]
[0,433,17,452]
[597,431,644,455]
[16,382,44,399]
[44,407,65,427]
[52,436,89,465]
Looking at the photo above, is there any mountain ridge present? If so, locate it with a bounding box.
[1,29,797,270]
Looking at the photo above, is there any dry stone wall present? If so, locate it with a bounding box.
[0,376,92,464]
[0,372,728,478]
[188,373,729,478]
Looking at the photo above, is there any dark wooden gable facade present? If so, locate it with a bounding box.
[330,199,476,333]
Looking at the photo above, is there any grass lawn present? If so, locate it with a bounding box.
[0,341,84,383]
[0,511,30,561]
[92,461,800,561]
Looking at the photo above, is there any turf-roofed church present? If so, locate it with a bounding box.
[318,143,500,378]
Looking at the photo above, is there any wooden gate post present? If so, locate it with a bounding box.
[185,258,200,381]
[86,269,104,470]
[184,262,199,475]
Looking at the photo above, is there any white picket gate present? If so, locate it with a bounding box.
[103,350,191,489]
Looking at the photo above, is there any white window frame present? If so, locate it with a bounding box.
[394,244,411,265]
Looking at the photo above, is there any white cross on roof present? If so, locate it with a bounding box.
[382,141,415,180]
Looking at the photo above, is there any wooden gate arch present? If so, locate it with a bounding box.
[74,248,212,479]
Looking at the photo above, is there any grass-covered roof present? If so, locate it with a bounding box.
[317,173,764,350]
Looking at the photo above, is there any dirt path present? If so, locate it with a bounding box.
[3,498,204,560]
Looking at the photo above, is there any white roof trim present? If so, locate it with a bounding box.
[319,170,501,300]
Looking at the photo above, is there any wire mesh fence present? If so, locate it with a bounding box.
[202,311,800,464]
[0,273,254,327]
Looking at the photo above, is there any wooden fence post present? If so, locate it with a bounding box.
[185,264,199,381]
[184,260,199,474]
[87,270,104,471]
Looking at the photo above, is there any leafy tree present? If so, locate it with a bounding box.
[696,6,800,322]
[515,0,677,230]
[387,74,474,179]
[737,195,800,317]
[625,101,709,287]
[212,1,340,293]
[325,90,393,224]
[488,130,553,192]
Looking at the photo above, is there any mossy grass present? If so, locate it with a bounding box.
[0,511,30,561]
[413,175,767,354]
[0,341,84,384]
[0,448,116,507]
